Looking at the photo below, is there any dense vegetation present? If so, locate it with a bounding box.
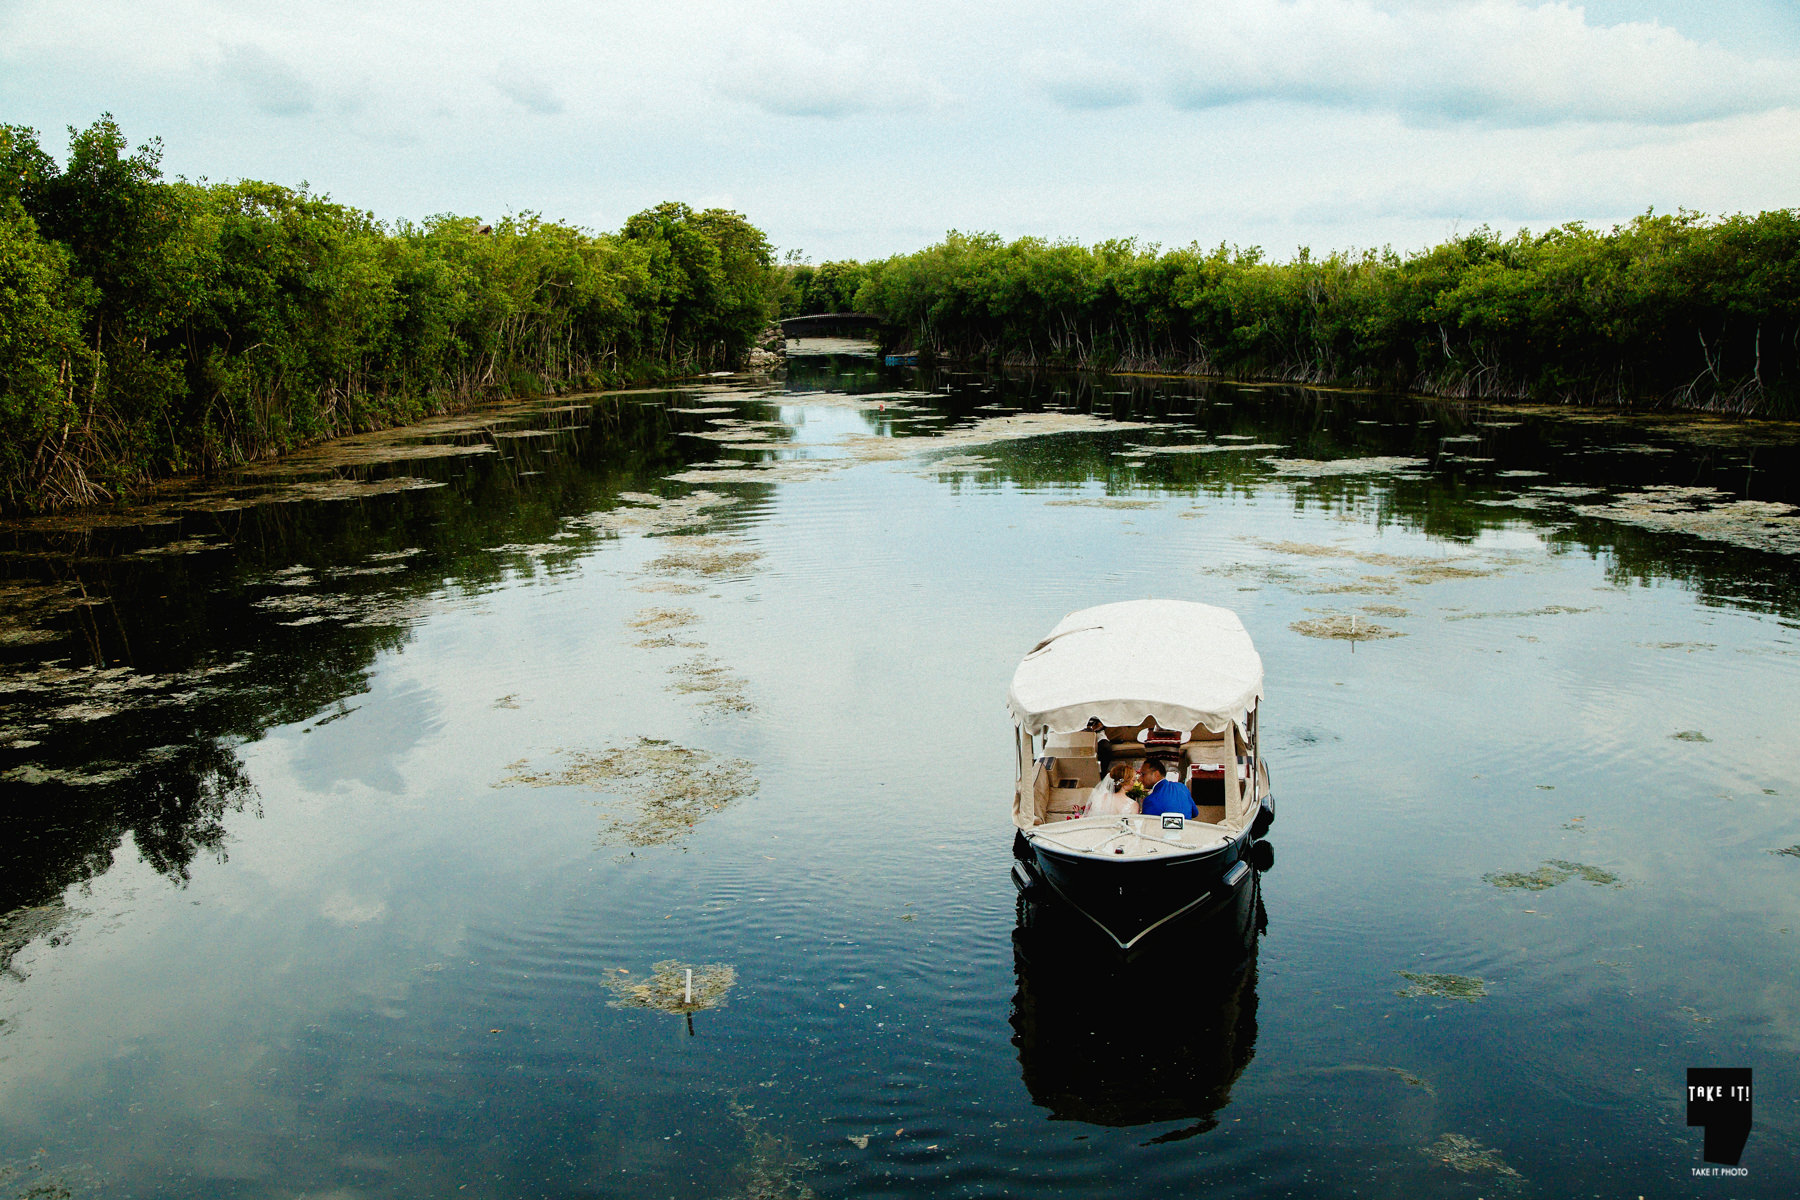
[839,215,1800,415]
[0,117,776,510]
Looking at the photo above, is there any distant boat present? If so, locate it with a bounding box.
[1007,599,1276,951]
[884,353,918,366]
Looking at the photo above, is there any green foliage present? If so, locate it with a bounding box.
[0,118,777,510]
[0,198,91,506]
[854,214,1800,413]
[776,257,870,317]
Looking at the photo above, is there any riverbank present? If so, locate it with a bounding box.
[821,211,1800,418]
[2,118,781,515]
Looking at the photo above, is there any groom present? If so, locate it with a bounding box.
[1136,759,1197,820]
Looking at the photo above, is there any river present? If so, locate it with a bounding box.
[2,345,1798,1196]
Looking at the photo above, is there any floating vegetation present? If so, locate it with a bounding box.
[253,586,433,629]
[0,1151,100,1199]
[637,634,705,650]
[666,461,842,485]
[1399,562,1495,584]
[490,427,573,440]
[645,536,764,578]
[1291,613,1404,641]
[0,627,62,646]
[1444,605,1595,621]
[1422,1132,1522,1178]
[1043,497,1160,509]
[726,1096,816,1200]
[3,761,135,786]
[1396,972,1487,1001]
[496,737,757,847]
[1303,577,1402,595]
[1126,441,1287,455]
[125,535,231,558]
[1670,729,1711,742]
[635,579,707,595]
[1486,859,1622,890]
[1770,846,1800,859]
[628,607,700,633]
[566,489,738,537]
[683,427,785,443]
[1262,455,1430,478]
[0,661,250,745]
[0,899,73,975]
[1252,540,1501,583]
[1569,485,1800,556]
[256,440,498,473]
[1361,604,1410,617]
[670,654,753,714]
[873,410,1149,457]
[603,959,737,1015]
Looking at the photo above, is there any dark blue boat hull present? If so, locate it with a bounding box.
[1025,828,1255,950]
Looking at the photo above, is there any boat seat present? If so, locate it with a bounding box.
[1045,730,1098,757]
[1045,755,1100,820]
[1182,740,1230,770]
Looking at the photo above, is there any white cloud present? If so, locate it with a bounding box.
[217,43,318,116]
[1143,0,1800,126]
[717,35,944,118]
[0,1,1796,259]
[492,67,565,116]
[1024,51,1143,111]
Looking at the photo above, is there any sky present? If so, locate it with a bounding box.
[3,1,1798,262]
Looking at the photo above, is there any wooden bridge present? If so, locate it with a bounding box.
[777,312,888,338]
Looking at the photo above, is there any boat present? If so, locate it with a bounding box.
[1007,599,1275,951]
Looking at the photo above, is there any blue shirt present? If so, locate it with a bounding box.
[1139,778,1197,819]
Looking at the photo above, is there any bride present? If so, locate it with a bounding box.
[1085,763,1140,817]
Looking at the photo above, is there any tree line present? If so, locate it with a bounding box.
[783,213,1800,416]
[1,116,777,510]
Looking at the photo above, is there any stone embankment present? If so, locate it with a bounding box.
[746,324,787,370]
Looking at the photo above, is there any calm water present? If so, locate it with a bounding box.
[3,348,1799,1197]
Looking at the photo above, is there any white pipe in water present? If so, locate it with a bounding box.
[684,968,693,1005]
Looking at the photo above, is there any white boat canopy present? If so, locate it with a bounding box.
[1007,599,1264,736]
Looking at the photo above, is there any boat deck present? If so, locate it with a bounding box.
[1027,814,1236,860]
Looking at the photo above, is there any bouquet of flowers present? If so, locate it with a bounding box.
[1120,766,1145,801]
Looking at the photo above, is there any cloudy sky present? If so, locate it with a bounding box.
[3,1,1797,261]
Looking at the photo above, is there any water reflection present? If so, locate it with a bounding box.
[0,395,739,918]
[1010,878,1264,1135]
[2,359,1798,1196]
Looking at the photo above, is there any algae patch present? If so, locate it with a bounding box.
[1422,1132,1522,1179]
[566,489,739,538]
[1262,455,1430,479]
[645,536,764,579]
[628,607,700,633]
[1444,605,1595,621]
[669,654,754,715]
[1486,859,1622,890]
[495,737,756,847]
[725,1095,816,1200]
[1043,497,1161,510]
[1569,485,1800,557]
[1396,972,1488,1001]
[1291,613,1404,641]
[603,959,737,1015]
[1670,729,1711,742]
